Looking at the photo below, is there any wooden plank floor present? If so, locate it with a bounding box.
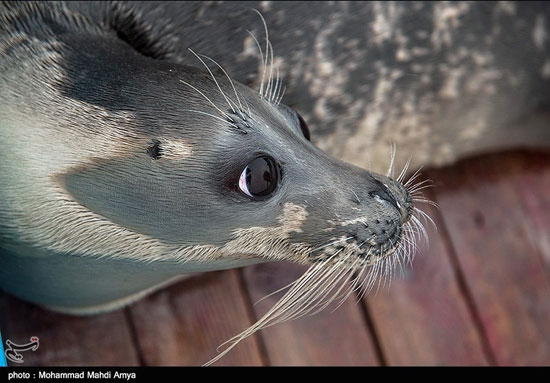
[1,149,549,366]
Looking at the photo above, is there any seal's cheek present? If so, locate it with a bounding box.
[57,155,232,246]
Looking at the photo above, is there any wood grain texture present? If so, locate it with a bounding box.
[501,152,550,276]
[242,262,380,366]
[427,150,550,365]
[366,183,489,365]
[127,270,265,366]
[0,292,139,366]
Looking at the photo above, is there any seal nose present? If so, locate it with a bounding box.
[369,180,399,211]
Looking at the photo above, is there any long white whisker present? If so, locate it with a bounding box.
[252,9,270,98]
[188,48,235,114]
[412,198,440,209]
[397,155,412,183]
[404,166,424,186]
[407,178,433,191]
[247,29,266,97]
[387,142,396,178]
[411,215,429,246]
[197,53,244,114]
[266,40,275,101]
[414,207,437,230]
[253,278,299,306]
[183,109,238,128]
[273,66,282,103]
[311,236,353,253]
[179,79,229,119]
[276,86,286,105]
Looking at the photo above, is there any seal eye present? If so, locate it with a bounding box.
[297,114,311,141]
[238,156,279,198]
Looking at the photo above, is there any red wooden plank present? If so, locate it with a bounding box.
[366,182,489,365]
[500,151,550,275]
[127,270,265,366]
[427,150,550,365]
[242,262,380,365]
[0,292,139,366]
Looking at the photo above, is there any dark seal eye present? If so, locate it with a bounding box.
[238,156,279,198]
[297,113,311,141]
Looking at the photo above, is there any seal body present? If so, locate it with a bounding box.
[68,1,549,173]
[0,1,549,314]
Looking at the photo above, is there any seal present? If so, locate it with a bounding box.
[0,1,548,364]
[0,2,426,315]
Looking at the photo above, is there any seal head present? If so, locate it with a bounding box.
[0,2,421,314]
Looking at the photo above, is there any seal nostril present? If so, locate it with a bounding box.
[370,180,399,211]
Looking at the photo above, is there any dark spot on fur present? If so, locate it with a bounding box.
[473,210,485,228]
[147,140,162,159]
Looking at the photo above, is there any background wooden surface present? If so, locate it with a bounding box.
[1,149,549,366]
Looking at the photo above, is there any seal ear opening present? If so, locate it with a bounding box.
[147,140,162,160]
[107,3,176,60]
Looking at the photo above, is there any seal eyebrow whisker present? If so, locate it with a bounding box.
[273,67,286,106]
[183,109,239,129]
[187,48,236,114]
[276,85,286,105]
[252,9,270,99]
[272,66,281,103]
[179,79,229,119]
[196,52,247,116]
[247,29,265,68]
[266,40,275,102]
[263,39,273,101]
[246,28,267,98]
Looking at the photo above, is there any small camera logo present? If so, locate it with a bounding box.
[4,336,40,364]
